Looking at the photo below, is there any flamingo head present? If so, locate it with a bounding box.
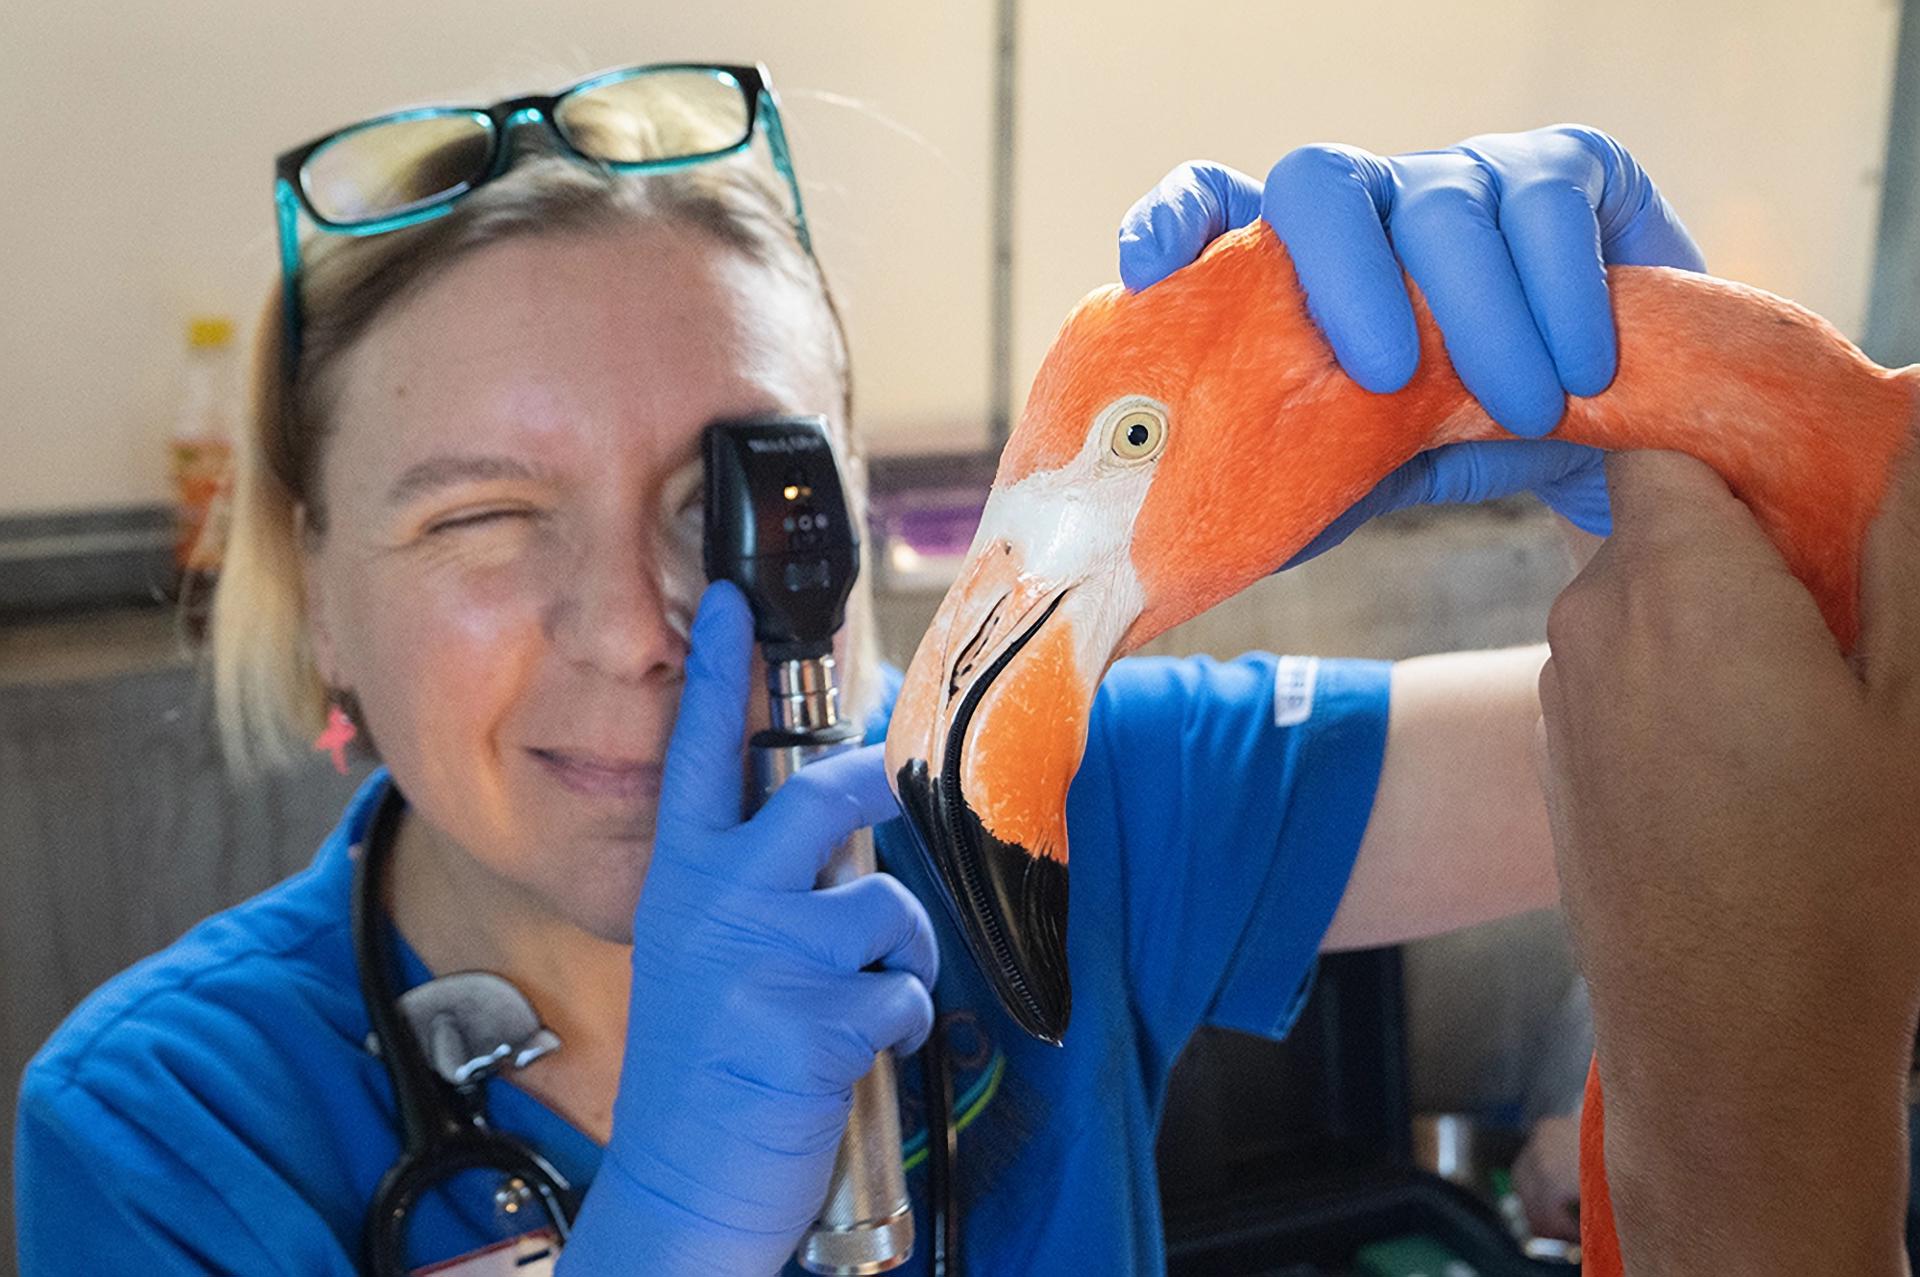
[884,223,1434,1040]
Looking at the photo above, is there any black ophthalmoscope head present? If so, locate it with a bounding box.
[701,416,861,663]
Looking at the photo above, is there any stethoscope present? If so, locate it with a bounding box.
[352,780,963,1276]
[353,784,577,1276]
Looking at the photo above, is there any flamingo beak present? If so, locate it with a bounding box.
[885,485,1146,1044]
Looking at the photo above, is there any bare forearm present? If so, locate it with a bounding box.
[1537,448,1920,1273]
[1599,1020,1913,1275]
[1323,643,1557,950]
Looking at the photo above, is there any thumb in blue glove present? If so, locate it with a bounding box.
[559,581,935,1277]
[1117,126,1705,556]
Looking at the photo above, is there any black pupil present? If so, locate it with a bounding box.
[1126,422,1150,448]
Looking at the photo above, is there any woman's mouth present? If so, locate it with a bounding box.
[528,748,664,801]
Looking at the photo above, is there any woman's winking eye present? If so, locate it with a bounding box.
[424,506,536,536]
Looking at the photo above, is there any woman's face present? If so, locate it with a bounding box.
[304,223,844,940]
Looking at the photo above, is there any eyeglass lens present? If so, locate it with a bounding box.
[302,112,495,226]
[555,68,752,165]
[301,69,757,229]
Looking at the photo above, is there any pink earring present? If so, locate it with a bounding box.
[314,702,358,775]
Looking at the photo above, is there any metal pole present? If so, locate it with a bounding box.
[1864,0,1920,365]
[989,0,1020,445]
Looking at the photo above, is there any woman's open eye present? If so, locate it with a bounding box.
[659,494,703,540]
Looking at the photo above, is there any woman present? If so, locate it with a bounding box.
[14,62,1698,1273]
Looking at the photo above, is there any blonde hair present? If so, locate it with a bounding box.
[212,135,878,769]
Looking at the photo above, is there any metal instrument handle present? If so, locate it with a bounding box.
[752,723,914,1275]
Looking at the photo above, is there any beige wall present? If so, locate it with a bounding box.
[0,2,996,516]
[0,1,1902,518]
[1012,0,1904,415]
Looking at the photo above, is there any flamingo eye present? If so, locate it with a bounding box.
[1107,402,1167,463]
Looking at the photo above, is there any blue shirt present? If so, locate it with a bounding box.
[15,653,1390,1274]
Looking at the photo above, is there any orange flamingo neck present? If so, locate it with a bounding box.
[1129,225,1918,652]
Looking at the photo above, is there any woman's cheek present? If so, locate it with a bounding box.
[413,551,552,675]
[351,536,555,811]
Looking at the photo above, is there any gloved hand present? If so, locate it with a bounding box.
[559,582,936,1277]
[1117,124,1705,559]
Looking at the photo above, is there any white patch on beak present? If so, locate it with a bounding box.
[970,395,1166,681]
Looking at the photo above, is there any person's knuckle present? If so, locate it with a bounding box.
[867,972,931,1052]
[777,765,830,809]
[835,881,911,970]
[894,993,934,1055]
[868,873,920,932]
[1543,588,1583,654]
[1600,542,1728,660]
[1613,527,1696,598]
[1501,175,1591,223]
[711,888,788,952]
[709,982,781,1070]
[1552,122,1621,167]
[772,768,852,833]
[1170,158,1219,188]
[736,986,818,1069]
[840,1032,883,1079]
[1267,143,1363,202]
[1545,576,1611,656]
[1390,182,1492,247]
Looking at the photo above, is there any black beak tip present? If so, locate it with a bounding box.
[895,759,1072,1045]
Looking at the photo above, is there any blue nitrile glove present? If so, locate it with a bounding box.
[1117,124,1705,557]
[559,581,936,1277]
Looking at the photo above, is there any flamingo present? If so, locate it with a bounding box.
[884,220,1918,1272]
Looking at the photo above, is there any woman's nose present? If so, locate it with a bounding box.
[545,534,690,684]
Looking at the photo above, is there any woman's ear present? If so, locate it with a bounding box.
[295,502,344,691]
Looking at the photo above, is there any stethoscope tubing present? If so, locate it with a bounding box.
[352,785,576,1276]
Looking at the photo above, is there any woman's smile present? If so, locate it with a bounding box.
[527,747,664,802]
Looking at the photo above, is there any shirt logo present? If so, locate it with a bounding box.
[1273,656,1320,727]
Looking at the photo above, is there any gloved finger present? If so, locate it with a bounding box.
[1387,154,1565,436]
[1279,454,1436,570]
[1556,125,1707,271]
[1422,438,1607,508]
[787,874,939,989]
[1118,160,1264,292]
[1262,143,1418,393]
[1281,439,1615,574]
[658,581,754,835]
[1498,177,1616,398]
[1409,439,1611,534]
[738,745,901,891]
[841,968,937,1059]
[1525,443,1612,536]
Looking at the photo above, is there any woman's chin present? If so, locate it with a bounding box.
[578,901,643,946]
[543,848,652,944]
[490,791,659,941]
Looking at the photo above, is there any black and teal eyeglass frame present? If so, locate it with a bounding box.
[272,62,811,382]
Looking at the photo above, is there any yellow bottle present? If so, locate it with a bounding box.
[169,316,236,615]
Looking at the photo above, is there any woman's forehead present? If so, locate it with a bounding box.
[327,226,841,482]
